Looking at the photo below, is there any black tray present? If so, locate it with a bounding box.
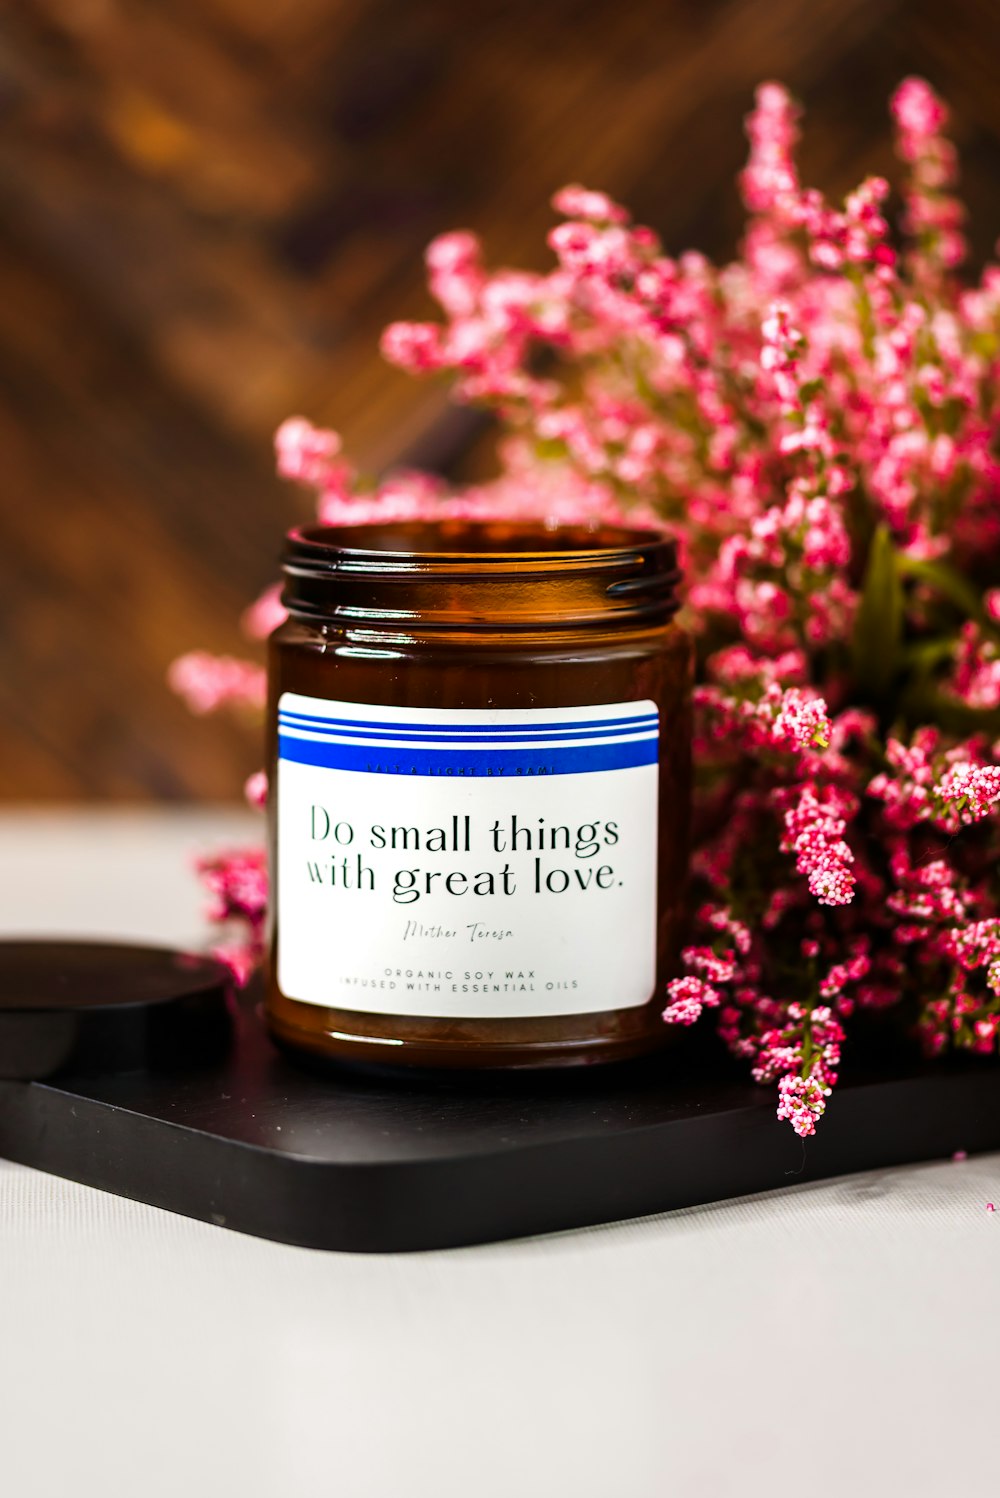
[0,992,996,1253]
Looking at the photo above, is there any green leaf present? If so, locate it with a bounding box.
[533,437,568,462]
[897,682,1000,740]
[897,555,985,622]
[852,524,903,702]
[900,635,956,672]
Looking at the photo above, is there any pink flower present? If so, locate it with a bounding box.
[548,221,636,278]
[241,584,287,641]
[663,975,720,1026]
[198,847,268,923]
[380,321,444,372]
[949,624,1000,711]
[887,853,967,932]
[741,83,801,216]
[775,1072,831,1137]
[695,665,832,759]
[872,732,1000,833]
[890,78,966,275]
[772,690,832,752]
[274,418,342,486]
[211,942,260,988]
[426,231,485,317]
[891,78,948,152]
[936,763,1000,826]
[819,949,871,1001]
[777,782,856,906]
[167,652,265,716]
[196,846,268,986]
[244,771,268,810]
[552,185,629,225]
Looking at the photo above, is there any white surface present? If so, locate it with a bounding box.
[1,809,998,1498]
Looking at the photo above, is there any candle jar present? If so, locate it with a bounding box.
[266,520,691,1070]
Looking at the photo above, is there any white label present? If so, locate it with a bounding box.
[276,693,658,1018]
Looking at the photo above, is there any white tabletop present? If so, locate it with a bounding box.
[1,809,997,1498]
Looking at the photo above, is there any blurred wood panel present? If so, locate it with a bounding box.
[1,0,1000,799]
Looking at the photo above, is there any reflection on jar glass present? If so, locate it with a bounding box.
[266,520,692,1070]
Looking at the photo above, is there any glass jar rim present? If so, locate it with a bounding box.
[281,520,682,632]
[288,519,675,561]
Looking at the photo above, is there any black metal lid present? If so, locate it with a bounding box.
[0,940,233,1080]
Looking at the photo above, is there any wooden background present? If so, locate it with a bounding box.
[2,0,1000,800]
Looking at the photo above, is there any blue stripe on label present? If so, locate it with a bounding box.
[278,708,658,737]
[277,718,658,747]
[278,733,658,776]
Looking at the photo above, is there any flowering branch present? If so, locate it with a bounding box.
[172,76,1000,1136]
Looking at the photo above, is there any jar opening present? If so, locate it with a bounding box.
[292,519,671,560]
[281,520,682,631]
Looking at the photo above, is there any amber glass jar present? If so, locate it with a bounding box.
[266,520,691,1070]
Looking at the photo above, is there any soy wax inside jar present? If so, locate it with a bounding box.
[266,519,692,1070]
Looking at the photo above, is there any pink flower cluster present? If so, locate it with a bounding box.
[892,78,966,277]
[168,652,266,716]
[695,647,831,754]
[173,77,1000,1136]
[776,782,857,907]
[950,624,1000,711]
[869,729,1000,833]
[196,847,268,986]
